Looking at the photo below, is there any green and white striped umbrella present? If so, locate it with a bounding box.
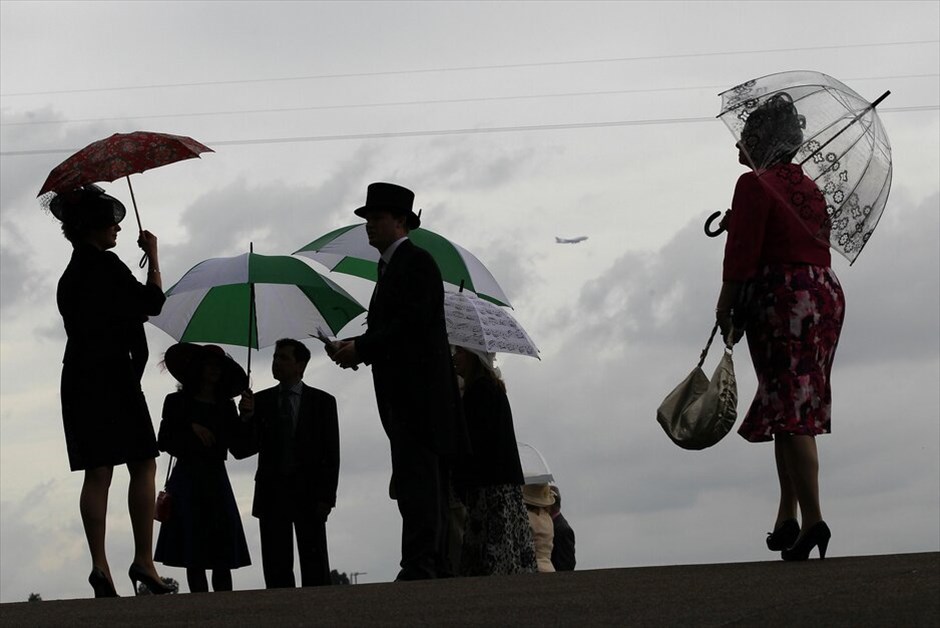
[149,251,365,356]
[293,224,512,307]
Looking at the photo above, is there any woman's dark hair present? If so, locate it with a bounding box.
[60,221,83,243]
[740,92,805,168]
[460,348,507,394]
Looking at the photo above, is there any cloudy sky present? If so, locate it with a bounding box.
[1,1,937,602]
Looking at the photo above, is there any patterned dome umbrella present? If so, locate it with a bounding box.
[444,290,538,359]
[716,71,892,264]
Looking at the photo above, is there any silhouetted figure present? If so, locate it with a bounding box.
[549,485,575,571]
[328,183,468,580]
[716,93,843,560]
[522,483,556,573]
[155,343,251,592]
[238,338,339,587]
[452,347,536,576]
[52,184,173,597]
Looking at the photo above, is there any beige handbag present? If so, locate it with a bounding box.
[657,323,738,450]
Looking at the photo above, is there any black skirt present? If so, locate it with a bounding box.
[60,360,158,471]
[154,457,251,570]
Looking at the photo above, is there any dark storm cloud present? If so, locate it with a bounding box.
[544,218,722,354]
[831,192,940,365]
[0,222,33,315]
[158,148,377,280]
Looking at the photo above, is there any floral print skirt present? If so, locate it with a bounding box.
[459,484,537,576]
[738,264,845,443]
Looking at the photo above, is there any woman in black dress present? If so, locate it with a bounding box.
[52,184,174,597]
[155,343,251,592]
[451,346,536,576]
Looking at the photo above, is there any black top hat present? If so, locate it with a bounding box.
[164,343,249,400]
[49,184,126,230]
[353,182,421,230]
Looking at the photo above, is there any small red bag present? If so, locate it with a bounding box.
[154,489,172,522]
[154,455,175,522]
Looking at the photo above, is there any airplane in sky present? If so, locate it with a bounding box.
[555,236,588,244]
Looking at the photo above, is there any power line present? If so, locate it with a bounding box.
[3,73,935,128]
[1,106,934,157]
[1,39,936,98]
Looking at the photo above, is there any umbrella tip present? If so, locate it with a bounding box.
[871,91,891,108]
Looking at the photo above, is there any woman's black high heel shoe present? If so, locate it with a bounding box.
[782,521,831,561]
[766,518,800,551]
[128,564,176,595]
[88,568,118,598]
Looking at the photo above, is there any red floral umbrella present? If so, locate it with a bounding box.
[38,131,213,231]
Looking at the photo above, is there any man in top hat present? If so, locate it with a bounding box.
[329,182,467,580]
[237,338,340,588]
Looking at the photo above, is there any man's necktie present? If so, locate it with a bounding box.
[276,388,296,474]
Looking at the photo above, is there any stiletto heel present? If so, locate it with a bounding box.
[128,563,176,595]
[88,567,118,598]
[782,521,831,561]
[766,518,799,551]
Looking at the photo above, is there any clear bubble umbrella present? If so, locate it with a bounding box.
[716,70,892,264]
[517,441,553,485]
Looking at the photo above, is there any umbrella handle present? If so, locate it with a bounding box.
[126,176,148,268]
[704,211,726,237]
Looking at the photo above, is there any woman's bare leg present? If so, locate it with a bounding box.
[780,435,823,530]
[774,437,799,526]
[126,457,161,578]
[81,466,115,580]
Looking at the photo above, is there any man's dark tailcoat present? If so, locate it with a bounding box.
[354,238,467,579]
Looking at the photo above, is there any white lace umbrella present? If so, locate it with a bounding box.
[517,441,553,485]
[444,290,539,359]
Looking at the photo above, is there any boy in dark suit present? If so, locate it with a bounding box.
[238,338,340,588]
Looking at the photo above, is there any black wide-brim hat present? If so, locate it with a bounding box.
[164,343,249,399]
[353,182,421,230]
[49,184,126,229]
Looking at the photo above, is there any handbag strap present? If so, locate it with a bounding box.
[162,455,175,488]
[697,322,720,369]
